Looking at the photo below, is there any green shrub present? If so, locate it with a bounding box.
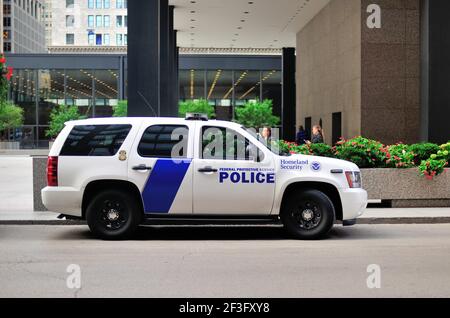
[234,99,280,129]
[386,144,415,168]
[308,143,334,157]
[46,105,85,139]
[334,136,388,168]
[113,100,127,117]
[179,99,215,118]
[418,142,450,179]
[408,143,441,165]
[0,101,24,133]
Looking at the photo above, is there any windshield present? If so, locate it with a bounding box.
[242,127,291,157]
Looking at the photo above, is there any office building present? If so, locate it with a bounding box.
[2,0,46,53]
[45,0,127,53]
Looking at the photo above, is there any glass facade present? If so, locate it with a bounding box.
[6,54,281,148]
[179,69,281,121]
[8,68,120,148]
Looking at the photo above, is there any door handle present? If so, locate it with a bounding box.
[132,164,152,171]
[198,166,218,173]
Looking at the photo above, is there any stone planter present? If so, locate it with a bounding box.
[0,141,20,149]
[361,168,450,207]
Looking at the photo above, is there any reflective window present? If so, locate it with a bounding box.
[65,69,94,117]
[138,125,188,159]
[93,69,118,117]
[87,15,94,28]
[65,33,74,44]
[60,125,132,156]
[95,15,102,27]
[103,15,110,27]
[179,69,204,101]
[201,126,263,161]
[66,15,74,27]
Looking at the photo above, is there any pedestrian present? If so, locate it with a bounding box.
[258,126,272,144]
[296,125,309,145]
[307,125,324,144]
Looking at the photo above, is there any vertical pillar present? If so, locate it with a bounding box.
[127,0,160,117]
[282,48,296,141]
[159,0,170,116]
[421,0,450,144]
[168,5,179,116]
[128,0,178,117]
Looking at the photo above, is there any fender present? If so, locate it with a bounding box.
[271,176,342,215]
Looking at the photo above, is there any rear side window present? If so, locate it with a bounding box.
[60,124,132,156]
[138,125,188,158]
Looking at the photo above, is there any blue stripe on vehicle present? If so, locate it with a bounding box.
[142,159,191,214]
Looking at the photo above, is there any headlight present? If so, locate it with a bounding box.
[345,171,362,188]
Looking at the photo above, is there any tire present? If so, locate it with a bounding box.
[86,189,142,240]
[281,189,335,240]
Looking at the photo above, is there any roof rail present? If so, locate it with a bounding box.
[185,113,209,121]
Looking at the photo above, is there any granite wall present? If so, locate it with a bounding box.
[296,0,362,144]
[361,0,421,144]
[296,0,421,145]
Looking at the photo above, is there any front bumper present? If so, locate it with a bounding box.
[339,188,368,221]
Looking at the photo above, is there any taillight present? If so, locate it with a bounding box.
[47,156,58,187]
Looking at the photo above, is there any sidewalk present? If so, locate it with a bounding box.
[1,208,450,225]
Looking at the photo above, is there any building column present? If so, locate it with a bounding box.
[168,5,179,116]
[128,0,178,117]
[281,48,296,141]
[421,0,450,144]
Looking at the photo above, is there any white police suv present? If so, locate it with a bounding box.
[42,114,367,240]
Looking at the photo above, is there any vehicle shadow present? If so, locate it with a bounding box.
[57,224,390,241]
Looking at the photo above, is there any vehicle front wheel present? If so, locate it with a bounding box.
[86,189,142,240]
[281,189,335,240]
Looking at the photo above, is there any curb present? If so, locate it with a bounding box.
[1,218,450,225]
[357,217,450,224]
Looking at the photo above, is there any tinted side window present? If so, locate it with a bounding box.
[201,126,264,161]
[60,124,132,156]
[138,125,189,158]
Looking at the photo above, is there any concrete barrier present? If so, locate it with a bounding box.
[32,157,48,211]
[361,168,450,207]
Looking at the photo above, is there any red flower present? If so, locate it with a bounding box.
[5,66,13,80]
[0,57,5,64]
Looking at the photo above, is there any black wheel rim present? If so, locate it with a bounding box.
[99,199,128,231]
[291,200,322,230]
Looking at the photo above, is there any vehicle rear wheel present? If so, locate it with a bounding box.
[281,189,335,240]
[86,189,142,240]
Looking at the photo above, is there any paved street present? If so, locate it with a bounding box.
[1,224,450,298]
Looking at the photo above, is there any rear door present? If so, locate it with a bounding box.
[128,121,195,215]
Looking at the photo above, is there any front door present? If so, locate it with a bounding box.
[128,122,195,215]
[193,125,276,215]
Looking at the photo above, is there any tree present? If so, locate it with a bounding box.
[113,100,128,117]
[179,99,215,118]
[234,99,280,129]
[0,55,23,139]
[0,102,24,133]
[46,105,85,139]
